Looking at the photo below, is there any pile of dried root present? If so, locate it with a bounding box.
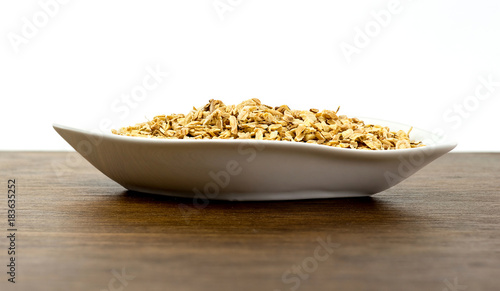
[112,98,423,150]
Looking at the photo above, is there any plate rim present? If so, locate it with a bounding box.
[53,117,458,157]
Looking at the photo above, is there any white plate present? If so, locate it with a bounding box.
[53,118,456,201]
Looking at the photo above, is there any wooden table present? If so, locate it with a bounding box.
[0,152,499,291]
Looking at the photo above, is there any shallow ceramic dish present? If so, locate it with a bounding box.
[53,118,456,201]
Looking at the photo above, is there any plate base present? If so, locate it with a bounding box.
[126,186,372,201]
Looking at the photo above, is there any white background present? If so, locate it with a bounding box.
[1,0,499,151]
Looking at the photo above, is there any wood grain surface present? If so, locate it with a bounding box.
[0,152,499,291]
